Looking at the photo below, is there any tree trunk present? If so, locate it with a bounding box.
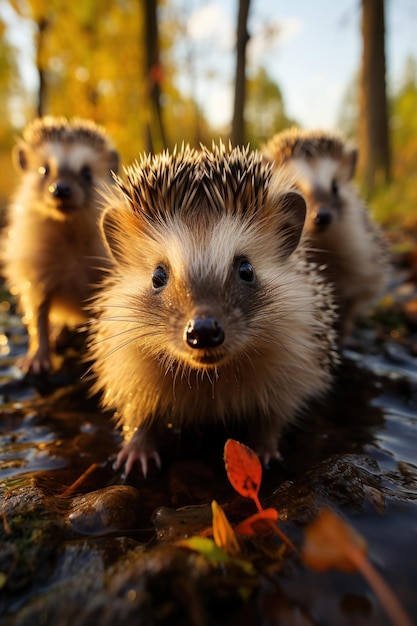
[231,0,251,146]
[36,17,49,118]
[358,0,390,193]
[143,0,167,153]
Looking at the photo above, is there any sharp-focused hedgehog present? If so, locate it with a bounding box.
[1,116,119,373]
[89,143,338,476]
[262,127,389,342]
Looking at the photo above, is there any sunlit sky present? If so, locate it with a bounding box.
[2,0,417,132]
[174,0,417,130]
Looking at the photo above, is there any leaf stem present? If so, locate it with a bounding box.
[349,547,413,626]
[60,463,100,498]
[253,494,263,513]
[268,520,299,554]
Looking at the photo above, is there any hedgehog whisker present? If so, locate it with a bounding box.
[93,326,162,346]
[94,316,165,327]
[303,246,331,256]
[94,316,144,323]
[93,336,142,361]
[91,304,155,314]
[91,328,168,362]
[169,360,181,400]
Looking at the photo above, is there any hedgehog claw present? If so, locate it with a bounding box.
[116,443,161,478]
[20,351,51,376]
[260,449,282,468]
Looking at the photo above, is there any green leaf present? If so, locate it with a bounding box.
[179,536,255,574]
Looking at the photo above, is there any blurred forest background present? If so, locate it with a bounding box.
[0,0,416,232]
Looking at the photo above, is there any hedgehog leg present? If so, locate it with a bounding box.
[116,422,162,478]
[247,426,283,468]
[21,298,52,374]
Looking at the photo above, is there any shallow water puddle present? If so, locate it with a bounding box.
[1,308,417,625]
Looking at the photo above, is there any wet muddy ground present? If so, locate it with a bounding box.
[1,267,417,626]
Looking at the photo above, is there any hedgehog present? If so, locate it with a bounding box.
[262,127,389,343]
[89,142,338,476]
[0,116,119,374]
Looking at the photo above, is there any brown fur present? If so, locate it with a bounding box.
[1,116,119,373]
[262,127,389,341]
[89,143,338,475]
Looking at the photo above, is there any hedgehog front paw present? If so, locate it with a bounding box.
[20,349,51,375]
[248,435,283,468]
[116,437,161,478]
[259,448,282,468]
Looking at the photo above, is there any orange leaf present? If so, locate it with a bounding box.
[224,439,263,511]
[234,508,279,536]
[303,509,413,626]
[211,501,240,556]
[302,508,367,573]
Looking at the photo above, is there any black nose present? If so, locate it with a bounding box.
[49,182,72,199]
[185,317,225,349]
[313,208,332,228]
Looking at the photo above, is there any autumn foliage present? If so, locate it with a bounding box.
[181,439,412,626]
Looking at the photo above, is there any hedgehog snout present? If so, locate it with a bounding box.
[49,181,73,200]
[184,316,225,349]
[313,207,333,229]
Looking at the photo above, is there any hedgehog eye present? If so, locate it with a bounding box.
[152,266,168,290]
[80,165,92,182]
[331,179,339,195]
[39,164,50,177]
[237,259,255,284]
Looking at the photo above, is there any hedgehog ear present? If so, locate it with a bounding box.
[100,206,129,266]
[342,146,357,181]
[12,143,30,172]
[275,191,307,260]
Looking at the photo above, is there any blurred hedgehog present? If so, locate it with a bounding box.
[89,142,338,476]
[1,116,119,374]
[262,127,389,342]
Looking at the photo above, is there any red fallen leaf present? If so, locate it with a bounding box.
[223,440,297,553]
[234,508,279,536]
[224,439,263,511]
[235,508,298,552]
